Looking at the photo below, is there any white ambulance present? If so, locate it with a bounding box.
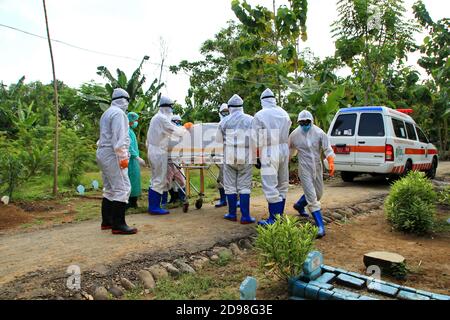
[326,106,439,182]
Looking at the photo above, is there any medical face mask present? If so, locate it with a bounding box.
[301,124,311,133]
[131,121,138,129]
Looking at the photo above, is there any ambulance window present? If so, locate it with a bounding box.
[416,126,429,143]
[405,122,417,141]
[331,114,356,136]
[392,118,407,139]
[358,113,385,136]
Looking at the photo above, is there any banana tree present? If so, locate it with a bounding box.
[95,57,164,152]
[282,77,346,131]
[97,55,150,102]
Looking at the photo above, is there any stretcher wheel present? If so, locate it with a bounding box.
[195,198,203,209]
[183,202,189,213]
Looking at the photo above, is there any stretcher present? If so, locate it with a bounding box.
[168,123,223,212]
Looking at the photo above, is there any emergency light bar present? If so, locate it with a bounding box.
[396,109,413,115]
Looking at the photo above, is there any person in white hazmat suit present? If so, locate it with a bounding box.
[215,103,229,208]
[288,110,335,238]
[252,89,292,226]
[96,88,137,235]
[146,96,193,215]
[216,94,255,224]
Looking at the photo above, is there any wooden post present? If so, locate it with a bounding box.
[42,0,59,196]
[200,168,205,195]
[186,168,191,197]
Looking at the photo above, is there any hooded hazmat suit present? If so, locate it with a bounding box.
[216,94,255,224]
[252,89,292,226]
[288,110,335,237]
[146,96,188,214]
[96,88,137,234]
[215,103,229,208]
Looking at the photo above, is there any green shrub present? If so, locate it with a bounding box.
[59,126,95,186]
[254,215,317,280]
[438,186,450,207]
[385,171,437,234]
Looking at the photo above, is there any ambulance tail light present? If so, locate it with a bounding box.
[385,144,394,162]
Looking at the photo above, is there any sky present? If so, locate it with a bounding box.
[0,0,448,104]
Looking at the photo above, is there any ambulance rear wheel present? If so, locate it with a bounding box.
[402,160,413,177]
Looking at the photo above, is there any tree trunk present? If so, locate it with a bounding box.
[42,0,59,196]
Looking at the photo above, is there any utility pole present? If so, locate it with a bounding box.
[42,0,59,196]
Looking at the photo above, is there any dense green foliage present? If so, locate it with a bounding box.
[385,171,437,234]
[255,215,317,280]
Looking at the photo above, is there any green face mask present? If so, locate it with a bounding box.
[131,121,138,129]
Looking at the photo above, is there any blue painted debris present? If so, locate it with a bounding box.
[240,276,257,300]
[336,273,365,288]
[92,180,99,190]
[302,251,323,281]
[76,185,85,195]
[397,290,430,300]
[289,251,450,301]
[316,272,336,284]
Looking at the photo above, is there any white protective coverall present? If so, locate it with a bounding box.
[216,95,253,195]
[217,103,229,188]
[146,96,186,194]
[288,110,335,212]
[96,88,131,203]
[252,89,292,203]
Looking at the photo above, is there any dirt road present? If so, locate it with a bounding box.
[1,162,449,298]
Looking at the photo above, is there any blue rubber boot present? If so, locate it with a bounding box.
[239,194,255,224]
[161,191,168,209]
[148,188,170,215]
[293,195,309,218]
[215,188,227,208]
[224,194,237,221]
[258,201,282,226]
[311,210,326,238]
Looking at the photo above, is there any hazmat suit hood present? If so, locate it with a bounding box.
[111,88,130,112]
[298,110,314,123]
[159,96,174,117]
[260,88,277,109]
[228,94,244,115]
[219,103,229,120]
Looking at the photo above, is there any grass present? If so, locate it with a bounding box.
[73,201,101,222]
[153,273,215,300]
[21,219,44,229]
[123,285,145,300]
[214,250,233,266]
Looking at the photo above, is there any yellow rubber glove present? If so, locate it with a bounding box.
[327,156,335,177]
